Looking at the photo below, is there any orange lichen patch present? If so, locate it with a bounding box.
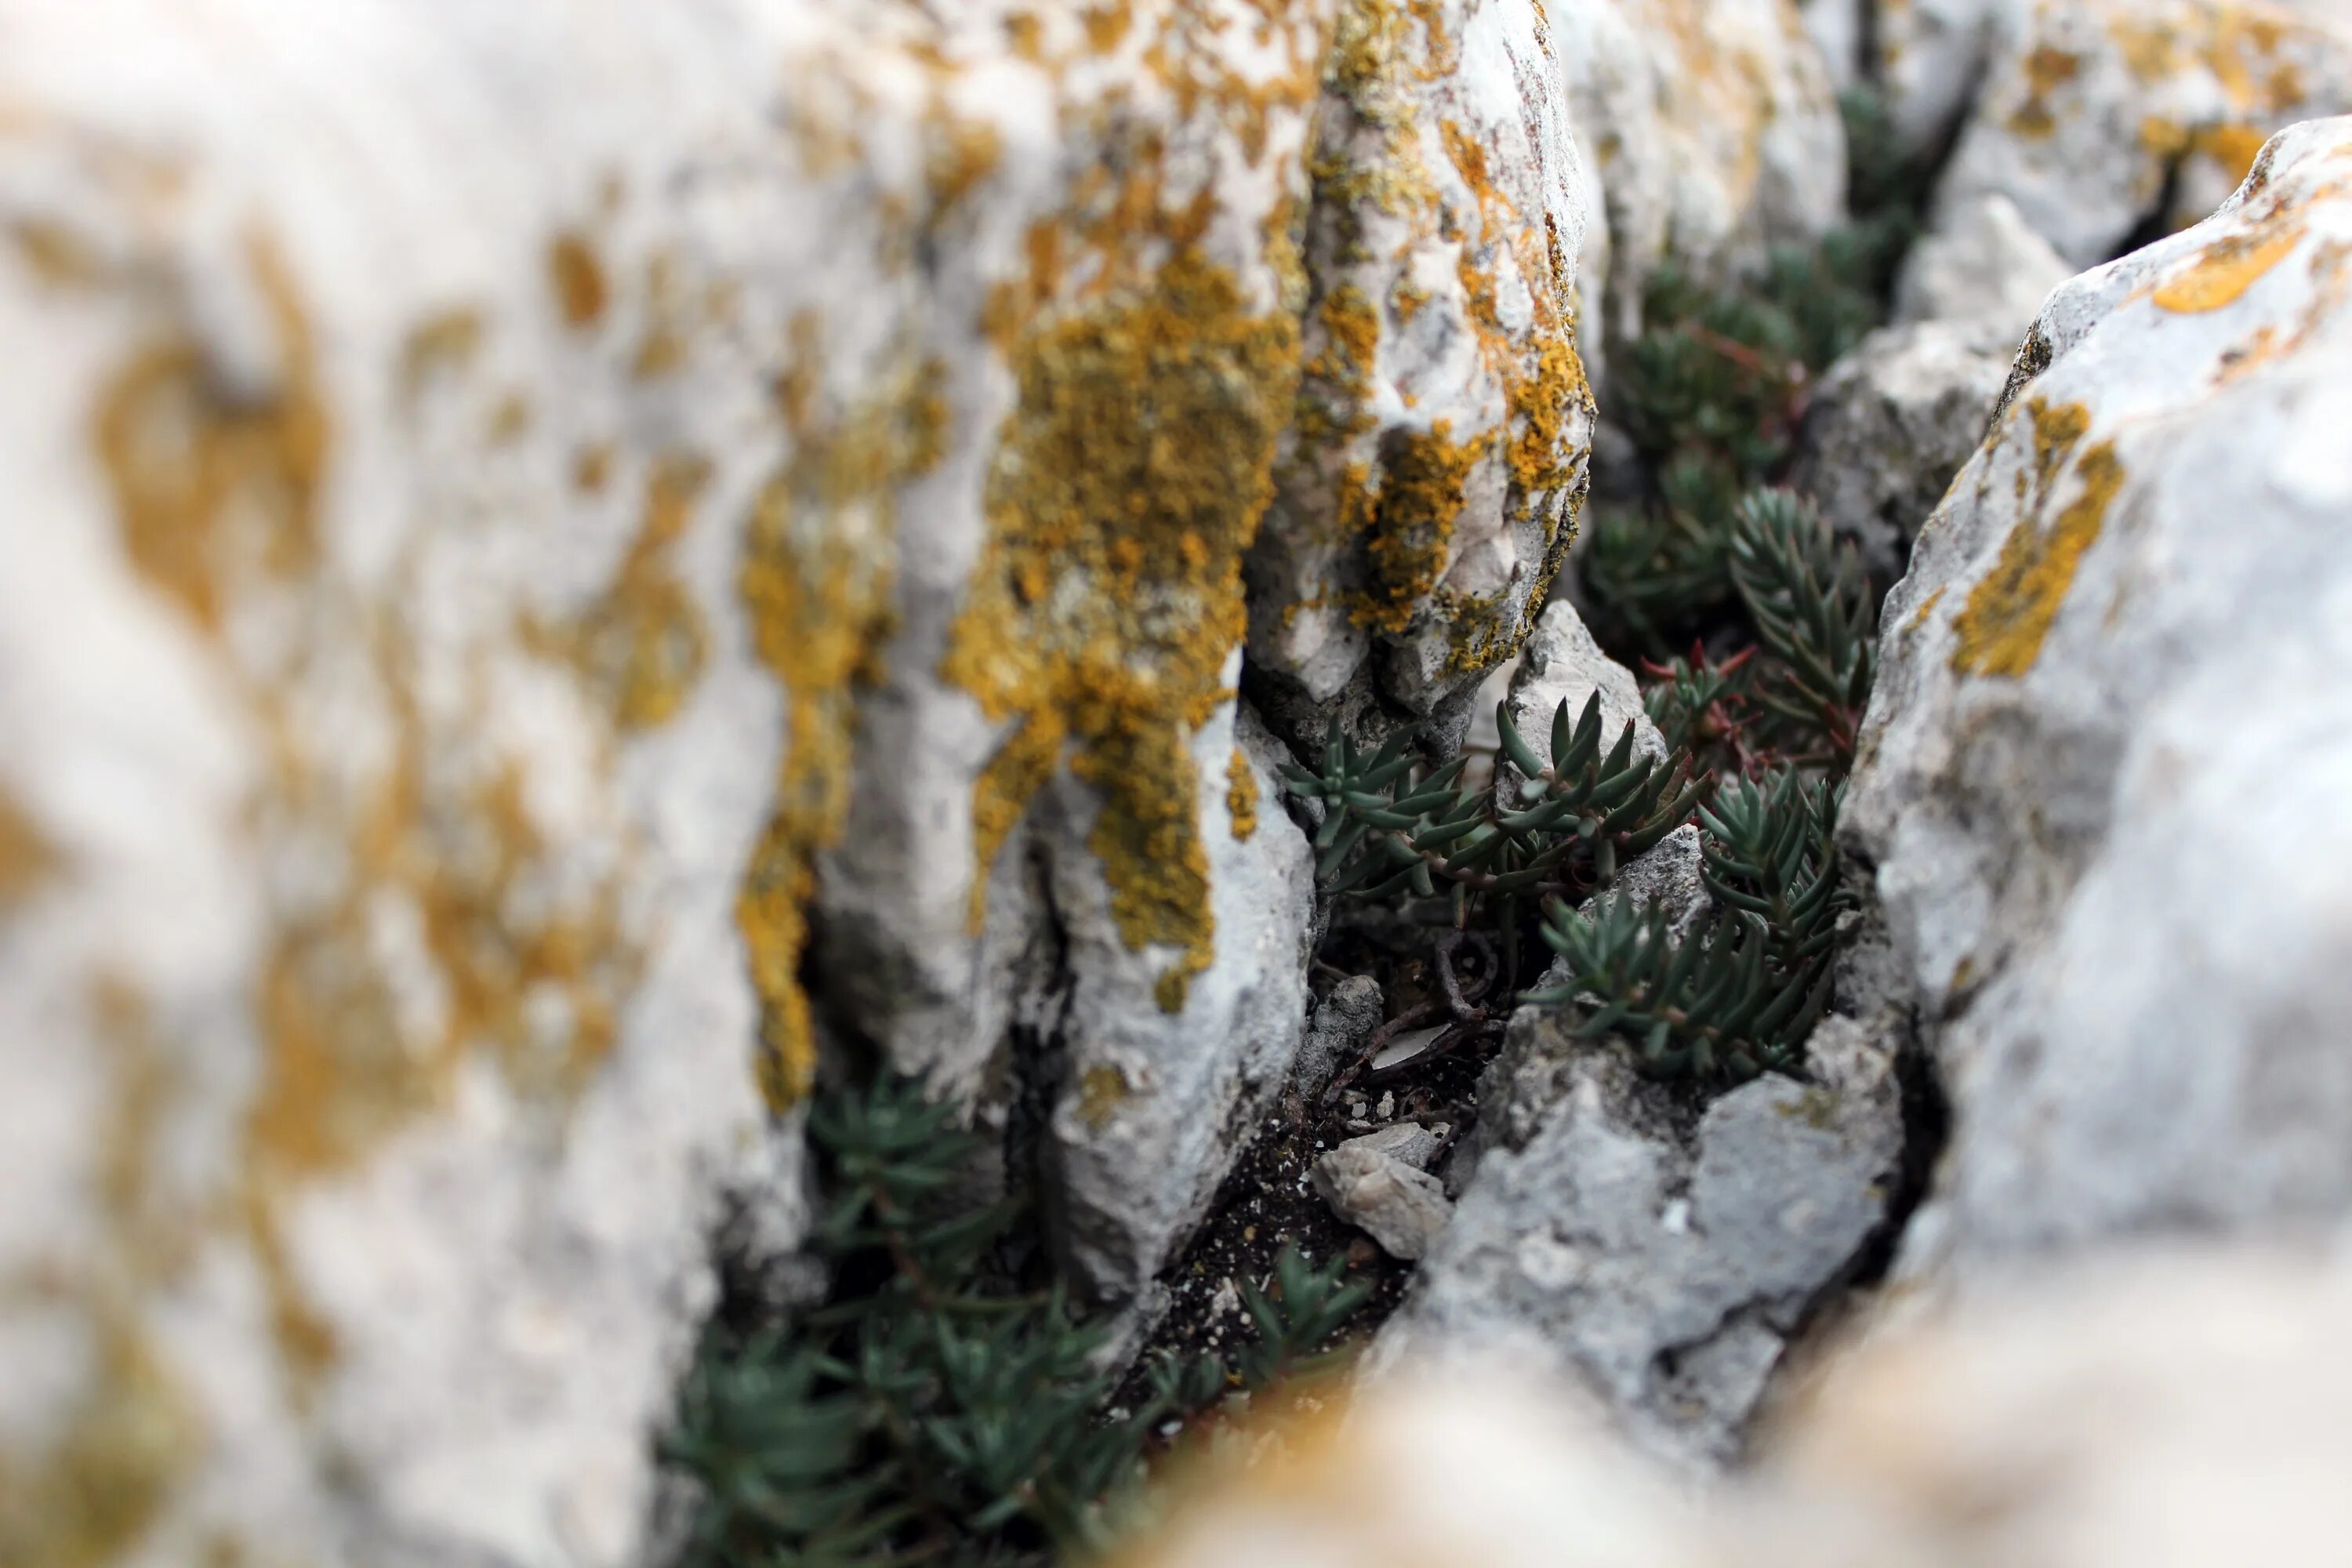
[2006,44,2082,140]
[546,230,608,328]
[1350,419,1488,633]
[943,252,1299,1014]
[924,112,1004,216]
[573,441,614,494]
[397,308,484,403]
[91,234,327,631]
[1076,1063,1131,1131]
[2193,121,2274,185]
[1906,584,1948,633]
[486,391,532,444]
[0,1304,205,1568]
[0,781,60,908]
[1226,746,1259,840]
[572,453,713,730]
[1951,400,2125,678]
[2153,220,2305,312]
[739,361,948,1109]
[10,216,105,286]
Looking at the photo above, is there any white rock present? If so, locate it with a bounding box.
[1377,1006,1906,1467]
[1926,0,2352,270]
[1850,117,2352,1272]
[1351,1119,1448,1171]
[1246,0,1597,745]
[1793,321,2020,583]
[1893,191,2074,332]
[1312,1139,1454,1261]
[1506,599,1668,773]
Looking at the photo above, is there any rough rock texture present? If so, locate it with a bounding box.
[1849,118,2352,1272]
[1506,599,1667,764]
[1792,321,2018,583]
[0,0,1458,1560]
[1892,191,2074,331]
[1552,0,1849,376]
[1244,0,1598,749]
[1113,1243,2352,1568]
[1587,824,1708,937]
[1312,1136,1454,1259]
[1287,973,1387,1102]
[1377,1004,1906,1465]
[1925,0,2352,269]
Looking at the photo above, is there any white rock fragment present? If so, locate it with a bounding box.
[1313,1137,1456,1261]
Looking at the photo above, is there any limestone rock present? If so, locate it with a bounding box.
[0,1,1342,1559]
[1926,0,2352,270]
[1246,0,1597,749]
[1377,1005,1906,1465]
[1892,191,2074,332]
[1312,1137,1454,1260]
[1290,975,1388,1103]
[1849,118,2352,1272]
[1591,823,1709,939]
[1553,0,1849,376]
[1872,0,2003,161]
[1792,321,2018,584]
[1506,599,1667,768]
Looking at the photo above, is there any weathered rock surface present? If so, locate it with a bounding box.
[1288,973,1387,1103]
[0,0,1506,1559]
[1507,598,1667,764]
[1793,321,2018,583]
[1552,0,1849,376]
[1116,1243,2352,1568]
[1850,117,2352,1272]
[1924,0,2352,269]
[1245,0,1597,748]
[1312,1134,1454,1259]
[1377,1004,1906,1465]
[1892,191,2074,332]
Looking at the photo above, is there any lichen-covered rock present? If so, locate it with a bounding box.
[1873,0,2004,160]
[1377,1005,1905,1465]
[1245,0,1597,748]
[0,0,1357,1560]
[1792,321,2018,583]
[1552,0,1848,372]
[1924,0,2352,269]
[1849,117,2352,1272]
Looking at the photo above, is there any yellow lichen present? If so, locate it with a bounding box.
[1905,583,1948,633]
[1950,401,2125,677]
[2153,220,2306,312]
[0,780,60,909]
[942,251,1299,1014]
[91,234,327,631]
[9,216,106,286]
[739,359,948,1109]
[1226,746,1259,840]
[572,454,713,730]
[1076,1063,1131,1131]
[397,308,484,404]
[1351,419,1489,633]
[2006,44,2082,140]
[546,230,608,328]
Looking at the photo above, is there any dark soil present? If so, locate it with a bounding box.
[1109,910,1515,1409]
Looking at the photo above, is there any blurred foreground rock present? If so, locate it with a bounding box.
[1116,1243,2352,1568]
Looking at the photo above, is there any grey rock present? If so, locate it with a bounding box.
[1313,1142,1454,1261]
[1793,322,2017,585]
[1588,824,1708,942]
[1347,1120,1450,1172]
[1379,1006,1904,1466]
[1290,975,1387,1103]
[1849,118,2352,1276]
[1505,600,1665,773]
[1893,192,2072,333]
